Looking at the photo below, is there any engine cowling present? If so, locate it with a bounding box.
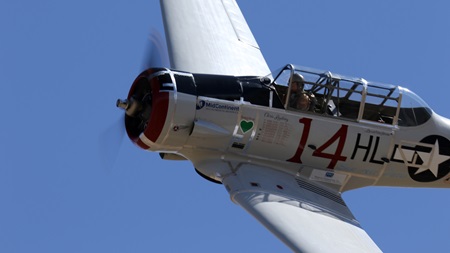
[118,68,197,152]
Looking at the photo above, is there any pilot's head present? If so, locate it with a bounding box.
[291,73,305,92]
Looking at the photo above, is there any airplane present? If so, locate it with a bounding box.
[116,0,450,252]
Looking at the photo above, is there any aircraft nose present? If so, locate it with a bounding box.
[431,113,450,138]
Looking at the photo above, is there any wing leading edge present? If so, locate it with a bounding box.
[160,0,270,76]
[222,164,382,253]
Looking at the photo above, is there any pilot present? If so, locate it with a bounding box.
[295,93,311,111]
[289,73,316,111]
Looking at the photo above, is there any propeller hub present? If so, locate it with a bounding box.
[116,99,128,110]
[116,98,143,117]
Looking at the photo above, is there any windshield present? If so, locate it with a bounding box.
[397,87,432,126]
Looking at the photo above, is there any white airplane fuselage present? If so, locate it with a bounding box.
[119,66,450,193]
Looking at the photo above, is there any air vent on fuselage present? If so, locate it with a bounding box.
[295,178,346,206]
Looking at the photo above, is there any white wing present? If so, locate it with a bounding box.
[160,0,381,252]
[160,0,270,76]
[222,164,382,253]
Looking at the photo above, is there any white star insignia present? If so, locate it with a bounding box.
[414,140,450,177]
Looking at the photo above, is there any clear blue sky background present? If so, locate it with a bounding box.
[1,1,449,252]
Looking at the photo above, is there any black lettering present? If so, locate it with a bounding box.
[369,136,385,164]
[351,133,372,161]
[390,144,403,163]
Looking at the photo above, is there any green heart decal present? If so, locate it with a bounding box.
[240,120,254,133]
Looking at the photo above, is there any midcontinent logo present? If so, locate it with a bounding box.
[196,100,239,113]
[196,100,206,110]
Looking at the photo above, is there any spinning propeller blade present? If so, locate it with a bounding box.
[101,29,169,172]
[98,115,125,172]
[141,28,170,71]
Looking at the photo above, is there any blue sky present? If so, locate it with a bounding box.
[1,1,449,252]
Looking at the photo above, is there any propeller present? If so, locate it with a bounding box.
[115,29,170,129]
[141,28,170,71]
[98,114,125,172]
[99,28,170,172]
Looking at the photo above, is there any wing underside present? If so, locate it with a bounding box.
[160,1,382,251]
[222,164,382,253]
[160,0,270,76]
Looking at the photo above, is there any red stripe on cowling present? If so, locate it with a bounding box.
[144,75,169,143]
[125,69,158,143]
[137,138,150,150]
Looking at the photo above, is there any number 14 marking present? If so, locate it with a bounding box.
[287,118,348,169]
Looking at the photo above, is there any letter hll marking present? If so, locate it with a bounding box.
[351,133,373,161]
[351,133,385,164]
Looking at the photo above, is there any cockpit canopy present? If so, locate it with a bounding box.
[271,64,432,127]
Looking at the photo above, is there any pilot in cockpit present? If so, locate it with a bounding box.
[289,73,316,112]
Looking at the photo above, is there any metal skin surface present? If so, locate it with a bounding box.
[128,69,450,191]
[160,0,270,76]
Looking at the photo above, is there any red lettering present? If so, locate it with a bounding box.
[287,118,312,164]
[287,119,348,169]
[312,125,348,169]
